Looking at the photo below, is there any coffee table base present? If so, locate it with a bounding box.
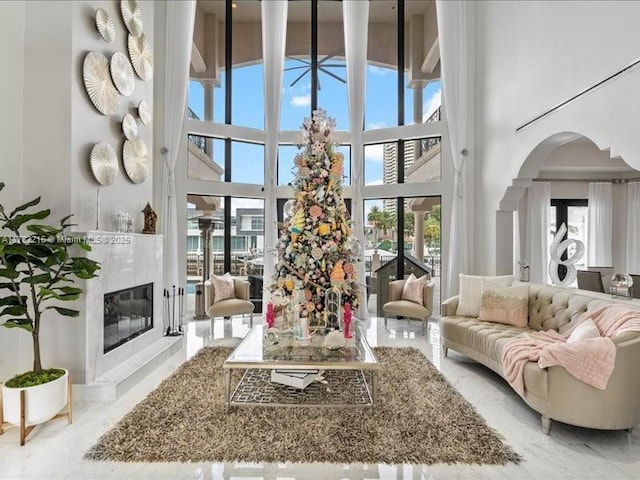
[226,369,375,410]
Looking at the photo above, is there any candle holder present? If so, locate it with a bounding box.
[325,287,342,331]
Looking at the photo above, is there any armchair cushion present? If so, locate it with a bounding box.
[401,273,428,304]
[210,273,235,303]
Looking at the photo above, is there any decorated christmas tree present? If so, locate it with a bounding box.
[271,109,361,326]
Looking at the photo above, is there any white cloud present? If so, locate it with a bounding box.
[364,144,384,163]
[368,65,391,76]
[290,94,311,107]
[422,87,442,121]
[365,179,384,186]
[366,122,387,130]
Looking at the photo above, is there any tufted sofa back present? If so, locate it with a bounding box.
[527,284,614,333]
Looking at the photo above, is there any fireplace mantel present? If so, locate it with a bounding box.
[81,231,168,389]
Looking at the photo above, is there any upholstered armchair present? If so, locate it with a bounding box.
[204,276,255,327]
[383,278,435,332]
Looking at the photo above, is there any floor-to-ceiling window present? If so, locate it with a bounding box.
[182,0,446,318]
[362,1,444,317]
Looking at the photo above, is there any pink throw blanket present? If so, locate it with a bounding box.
[501,304,640,397]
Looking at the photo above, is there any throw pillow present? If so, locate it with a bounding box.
[401,273,427,304]
[210,273,235,303]
[478,281,529,327]
[456,274,514,317]
[567,318,600,343]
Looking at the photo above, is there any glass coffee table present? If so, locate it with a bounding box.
[223,324,380,412]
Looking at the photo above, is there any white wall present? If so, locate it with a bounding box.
[472,0,640,274]
[0,1,27,382]
[0,0,157,382]
[71,1,154,233]
[0,2,25,209]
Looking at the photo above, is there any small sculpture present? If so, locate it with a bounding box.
[142,202,157,234]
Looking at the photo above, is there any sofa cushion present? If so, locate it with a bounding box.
[479,282,529,327]
[456,274,514,317]
[527,284,592,332]
[567,318,600,343]
[440,316,547,399]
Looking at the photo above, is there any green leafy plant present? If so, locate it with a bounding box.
[0,182,100,385]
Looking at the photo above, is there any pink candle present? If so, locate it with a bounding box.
[266,302,275,328]
[343,303,353,338]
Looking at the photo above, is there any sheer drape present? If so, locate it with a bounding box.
[162,0,196,289]
[436,0,471,296]
[343,0,369,317]
[526,182,550,283]
[587,182,613,267]
[261,1,288,307]
[626,182,640,273]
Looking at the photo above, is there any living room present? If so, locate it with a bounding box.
[1,1,640,479]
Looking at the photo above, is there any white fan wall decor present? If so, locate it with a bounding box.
[122,113,138,141]
[120,0,143,38]
[95,8,115,43]
[123,137,150,184]
[138,100,151,125]
[110,52,135,97]
[90,142,119,186]
[128,33,153,81]
[83,52,121,115]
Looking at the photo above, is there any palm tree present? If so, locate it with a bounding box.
[367,206,383,244]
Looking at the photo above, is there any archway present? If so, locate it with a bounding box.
[496,131,638,277]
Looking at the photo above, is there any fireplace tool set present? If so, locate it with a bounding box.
[164,286,184,336]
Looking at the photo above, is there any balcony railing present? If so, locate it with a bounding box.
[187,107,207,153]
[420,106,442,157]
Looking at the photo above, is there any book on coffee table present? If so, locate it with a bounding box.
[271,369,324,390]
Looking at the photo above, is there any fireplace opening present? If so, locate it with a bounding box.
[104,283,153,353]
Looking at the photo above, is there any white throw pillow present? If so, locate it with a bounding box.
[567,318,600,343]
[401,273,427,305]
[210,272,235,303]
[478,281,529,328]
[456,274,514,317]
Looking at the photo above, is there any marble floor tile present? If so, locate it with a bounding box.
[0,316,638,480]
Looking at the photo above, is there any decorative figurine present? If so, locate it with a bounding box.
[142,202,157,234]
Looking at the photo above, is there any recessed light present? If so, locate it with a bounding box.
[232,2,237,8]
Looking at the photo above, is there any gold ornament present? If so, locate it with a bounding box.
[285,278,294,292]
[318,223,330,235]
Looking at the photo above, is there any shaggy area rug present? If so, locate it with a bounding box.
[85,347,520,465]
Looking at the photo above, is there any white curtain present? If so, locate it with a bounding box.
[626,182,640,273]
[261,1,288,307]
[343,0,369,318]
[162,1,196,290]
[526,182,550,283]
[587,182,613,267]
[436,1,471,297]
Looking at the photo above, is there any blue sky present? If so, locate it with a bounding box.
[188,63,441,187]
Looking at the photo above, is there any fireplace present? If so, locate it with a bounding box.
[104,283,153,353]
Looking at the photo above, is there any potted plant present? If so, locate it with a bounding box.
[0,182,100,445]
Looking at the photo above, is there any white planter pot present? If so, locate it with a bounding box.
[2,369,69,427]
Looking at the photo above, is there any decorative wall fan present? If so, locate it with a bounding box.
[128,33,153,81]
[285,49,346,90]
[95,8,115,43]
[83,52,121,115]
[120,0,143,38]
[90,142,118,186]
[123,137,150,184]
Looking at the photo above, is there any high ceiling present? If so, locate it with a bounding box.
[197,0,434,23]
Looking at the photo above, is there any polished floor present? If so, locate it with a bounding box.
[1,316,639,480]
